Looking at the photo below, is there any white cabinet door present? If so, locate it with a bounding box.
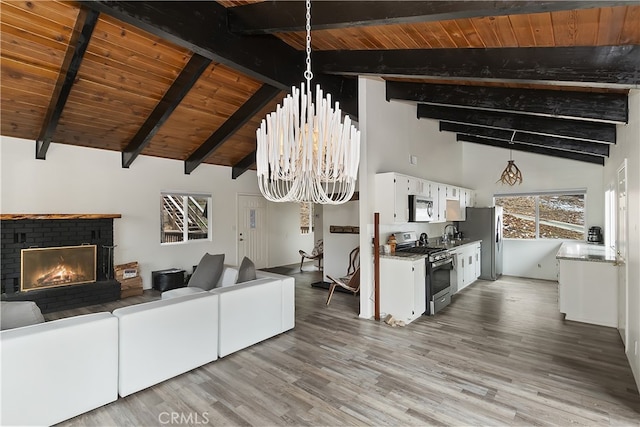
[375,173,409,224]
[408,177,426,196]
[463,248,475,288]
[435,184,447,223]
[395,175,410,223]
[459,189,467,221]
[451,251,464,294]
[474,243,481,280]
[413,259,426,317]
[380,258,425,324]
[423,180,436,198]
[447,186,459,201]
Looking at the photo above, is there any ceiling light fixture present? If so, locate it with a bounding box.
[498,133,523,186]
[255,0,360,204]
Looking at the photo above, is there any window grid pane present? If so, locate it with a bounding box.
[161,193,211,244]
[496,196,536,239]
[538,195,585,239]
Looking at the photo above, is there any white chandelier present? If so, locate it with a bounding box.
[256,0,360,204]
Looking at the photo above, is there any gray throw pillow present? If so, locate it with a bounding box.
[236,256,256,283]
[188,253,225,290]
[1,301,45,330]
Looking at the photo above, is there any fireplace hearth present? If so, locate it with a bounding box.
[21,245,97,292]
[2,215,122,311]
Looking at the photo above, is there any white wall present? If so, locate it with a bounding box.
[0,136,307,287]
[358,76,463,319]
[267,202,314,267]
[604,89,640,391]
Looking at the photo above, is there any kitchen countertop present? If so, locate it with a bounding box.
[379,252,426,261]
[556,241,617,263]
[429,239,482,251]
[379,239,482,261]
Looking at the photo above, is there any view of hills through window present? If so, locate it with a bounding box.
[495,194,585,240]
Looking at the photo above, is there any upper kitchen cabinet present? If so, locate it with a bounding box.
[435,184,458,222]
[375,172,474,224]
[375,172,410,223]
[458,188,475,221]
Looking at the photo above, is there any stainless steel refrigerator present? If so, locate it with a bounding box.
[458,207,503,280]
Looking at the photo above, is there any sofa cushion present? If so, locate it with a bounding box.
[236,257,256,283]
[218,266,239,287]
[188,253,225,290]
[1,301,45,330]
[161,287,206,300]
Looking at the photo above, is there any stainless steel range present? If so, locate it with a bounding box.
[394,232,453,315]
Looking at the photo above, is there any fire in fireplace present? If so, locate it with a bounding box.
[21,245,97,292]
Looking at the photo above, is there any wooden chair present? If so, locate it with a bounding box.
[326,268,360,305]
[325,247,360,305]
[299,239,323,271]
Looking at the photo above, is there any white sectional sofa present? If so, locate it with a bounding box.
[162,266,296,358]
[113,292,219,397]
[1,312,119,426]
[0,265,295,426]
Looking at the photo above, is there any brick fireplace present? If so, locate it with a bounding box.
[1,214,121,313]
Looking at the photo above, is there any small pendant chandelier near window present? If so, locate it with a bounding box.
[255,0,360,204]
[498,135,523,186]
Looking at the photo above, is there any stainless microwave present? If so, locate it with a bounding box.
[409,195,434,222]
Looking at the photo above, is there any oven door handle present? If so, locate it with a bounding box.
[432,258,453,268]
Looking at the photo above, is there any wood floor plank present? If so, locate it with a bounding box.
[47,271,639,426]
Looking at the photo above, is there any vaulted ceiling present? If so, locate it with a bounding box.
[1,1,639,177]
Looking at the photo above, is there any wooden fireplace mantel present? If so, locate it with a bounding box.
[0,214,122,220]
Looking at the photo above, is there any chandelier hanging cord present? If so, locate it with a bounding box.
[255,0,361,204]
[304,0,313,89]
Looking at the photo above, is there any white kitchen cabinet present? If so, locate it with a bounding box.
[380,257,426,324]
[474,242,481,279]
[450,242,481,294]
[375,172,410,223]
[557,259,617,327]
[375,172,474,225]
[459,188,475,221]
[435,184,447,223]
[408,177,425,196]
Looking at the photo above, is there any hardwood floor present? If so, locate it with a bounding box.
[53,270,639,426]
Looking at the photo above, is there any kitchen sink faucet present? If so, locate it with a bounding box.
[444,224,457,241]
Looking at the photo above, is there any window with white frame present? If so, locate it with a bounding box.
[161,192,211,244]
[494,191,586,240]
[300,202,314,234]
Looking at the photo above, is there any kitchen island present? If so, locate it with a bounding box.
[556,241,618,327]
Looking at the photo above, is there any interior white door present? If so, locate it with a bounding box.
[237,194,268,269]
[617,160,628,348]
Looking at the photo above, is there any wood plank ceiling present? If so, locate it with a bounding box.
[1,1,639,176]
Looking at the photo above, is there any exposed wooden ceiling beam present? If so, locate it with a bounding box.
[227,1,632,34]
[317,46,640,89]
[81,1,358,118]
[387,81,629,124]
[185,84,281,175]
[122,54,211,168]
[456,134,605,165]
[418,104,616,144]
[36,7,99,160]
[81,1,302,90]
[232,151,256,180]
[440,123,610,157]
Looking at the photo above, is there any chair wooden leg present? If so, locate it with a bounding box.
[326,284,337,305]
[300,256,304,271]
